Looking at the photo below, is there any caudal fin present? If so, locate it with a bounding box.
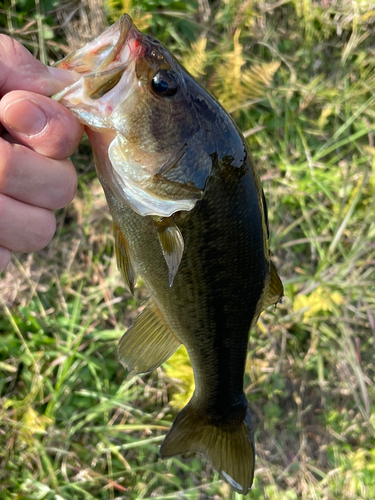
[160,399,255,494]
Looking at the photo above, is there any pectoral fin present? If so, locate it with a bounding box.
[149,176,203,202]
[154,217,184,287]
[263,261,284,309]
[113,223,137,294]
[118,299,181,373]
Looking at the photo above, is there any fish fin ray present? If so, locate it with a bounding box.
[156,143,186,176]
[154,218,184,286]
[160,398,255,494]
[118,299,181,373]
[264,260,283,309]
[113,223,137,294]
[149,176,203,202]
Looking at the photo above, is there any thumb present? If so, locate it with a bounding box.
[0,35,79,97]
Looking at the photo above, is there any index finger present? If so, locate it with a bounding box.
[0,35,78,97]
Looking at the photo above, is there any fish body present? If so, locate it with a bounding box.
[54,15,283,493]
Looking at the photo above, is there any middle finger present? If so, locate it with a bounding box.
[0,138,78,210]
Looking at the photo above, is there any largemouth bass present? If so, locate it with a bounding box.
[54,14,283,493]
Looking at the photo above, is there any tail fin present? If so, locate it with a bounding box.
[160,398,255,494]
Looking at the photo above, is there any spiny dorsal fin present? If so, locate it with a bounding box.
[264,260,283,309]
[118,299,181,374]
[113,222,137,294]
[160,396,255,494]
[154,217,184,287]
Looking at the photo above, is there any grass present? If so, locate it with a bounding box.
[1,0,375,498]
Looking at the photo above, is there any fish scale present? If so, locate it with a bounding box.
[54,13,283,493]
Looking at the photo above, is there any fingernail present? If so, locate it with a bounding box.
[3,98,47,136]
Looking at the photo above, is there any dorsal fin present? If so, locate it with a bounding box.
[118,299,181,374]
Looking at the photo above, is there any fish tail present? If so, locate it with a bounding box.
[160,396,255,494]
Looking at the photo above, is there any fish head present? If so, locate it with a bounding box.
[54,14,233,217]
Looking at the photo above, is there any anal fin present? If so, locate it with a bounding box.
[118,299,181,374]
[113,223,137,294]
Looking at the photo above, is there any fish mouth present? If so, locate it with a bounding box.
[55,14,134,75]
[53,14,142,102]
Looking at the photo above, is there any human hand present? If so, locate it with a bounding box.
[0,36,83,271]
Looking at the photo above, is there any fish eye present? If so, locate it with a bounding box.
[151,70,179,97]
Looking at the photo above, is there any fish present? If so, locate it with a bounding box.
[53,14,283,494]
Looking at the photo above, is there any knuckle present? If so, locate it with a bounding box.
[52,160,78,208]
[0,37,19,94]
[0,246,12,272]
[47,109,83,159]
[0,193,7,220]
[63,162,78,205]
[0,141,14,191]
[35,210,56,249]
[0,35,18,55]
